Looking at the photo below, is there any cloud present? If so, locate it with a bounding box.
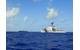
[6,7,19,18]
[24,16,28,22]
[46,8,58,19]
[60,19,65,23]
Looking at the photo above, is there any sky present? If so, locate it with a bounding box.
[6,0,73,32]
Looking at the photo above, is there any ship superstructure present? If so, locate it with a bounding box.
[41,22,65,33]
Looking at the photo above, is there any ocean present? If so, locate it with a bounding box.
[6,32,73,50]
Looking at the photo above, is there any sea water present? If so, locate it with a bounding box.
[6,32,73,50]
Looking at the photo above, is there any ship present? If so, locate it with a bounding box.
[41,22,65,33]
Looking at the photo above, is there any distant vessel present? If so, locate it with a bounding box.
[41,22,65,33]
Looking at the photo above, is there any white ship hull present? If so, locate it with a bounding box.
[41,30,65,33]
[47,31,65,33]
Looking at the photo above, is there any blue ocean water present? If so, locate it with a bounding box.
[6,32,73,50]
